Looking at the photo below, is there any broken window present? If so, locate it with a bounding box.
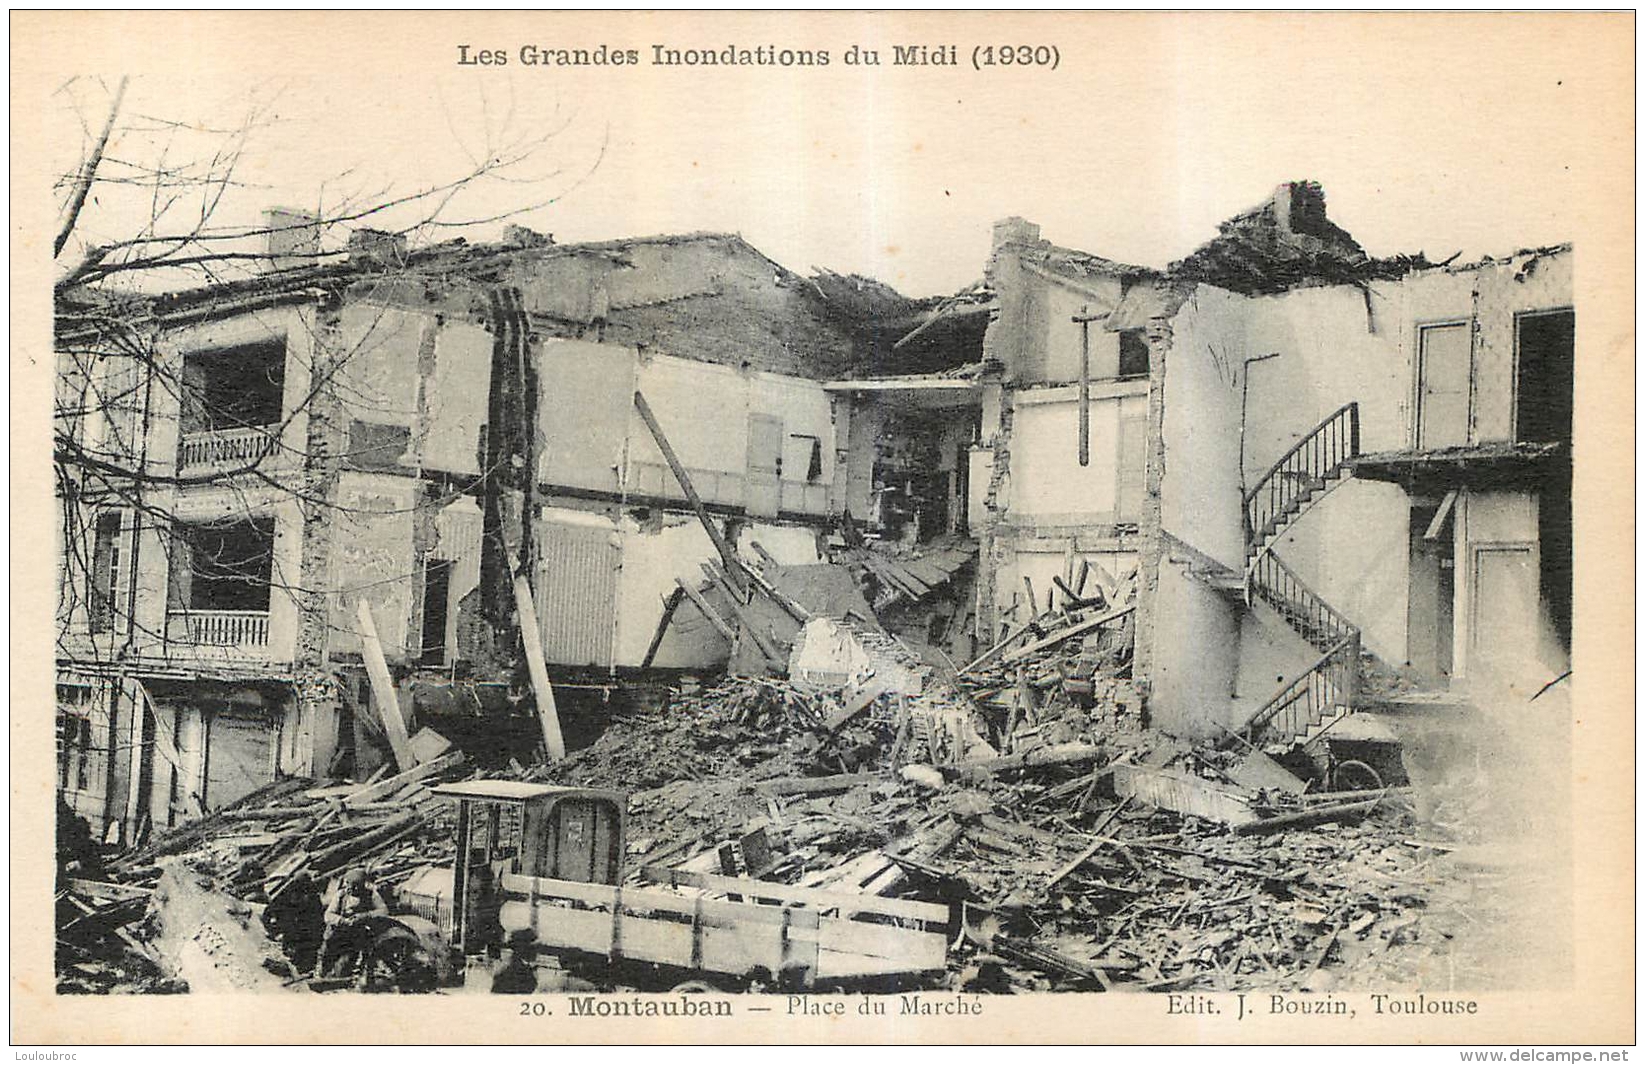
[1118,329,1150,377]
[179,337,286,434]
[56,684,99,793]
[170,517,276,612]
[89,511,125,633]
[789,434,824,482]
[1515,310,1574,445]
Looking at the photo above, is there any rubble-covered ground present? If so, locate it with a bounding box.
[56,602,1561,996]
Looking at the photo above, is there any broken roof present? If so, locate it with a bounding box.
[56,227,932,348]
[1167,181,1433,295]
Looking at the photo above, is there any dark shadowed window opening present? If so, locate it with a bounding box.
[421,558,454,665]
[1119,329,1151,377]
[170,517,276,612]
[179,337,286,434]
[1515,310,1574,445]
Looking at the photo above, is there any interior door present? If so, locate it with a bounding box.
[746,414,783,517]
[1469,544,1537,682]
[1417,323,1471,449]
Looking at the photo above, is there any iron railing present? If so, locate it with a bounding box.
[1237,632,1360,745]
[1243,402,1360,553]
[179,426,279,473]
[170,609,270,648]
[1246,551,1357,653]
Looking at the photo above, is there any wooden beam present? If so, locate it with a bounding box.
[510,569,566,761]
[1076,303,1091,467]
[355,600,418,772]
[1022,575,1041,618]
[704,564,784,666]
[1044,798,1132,890]
[343,750,464,808]
[1424,488,1459,541]
[132,679,203,820]
[1000,604,1135,665]
[633,390,746,595]
[640,587,685,669]
[675,578,736,642]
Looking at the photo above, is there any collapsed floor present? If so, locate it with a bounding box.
[56,574,1563,996]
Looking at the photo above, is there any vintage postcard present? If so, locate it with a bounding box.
[11,9,1635,1047]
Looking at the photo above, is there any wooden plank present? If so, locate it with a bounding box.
[703,565,784,667]
[355,600,417,771]
[343,750,463,808]
[66,878,152,902]
[1044,798,1132,889]
[1022,575,1041,617]
[945,741,1105,777]
[640,867,950,925]
[133,679,202,819]
[900,558,950,587]
[1000,604,1136,665]
[758,771,894,797]
[640,586,684,670]
[675,579,736,642]
[634,390,746,596]
[1425,488,1459,541]
[511,567,566,761]
[1233,797,1382,836]
[823,678,890,734]
[811,917,946,968]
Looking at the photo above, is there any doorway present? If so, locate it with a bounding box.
[1514,310,1574,445]
[746,414,783,517]
[1416,322,1471,449]
[420,558,454,666]
[1406,501,1455,684]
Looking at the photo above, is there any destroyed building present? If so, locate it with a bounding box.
[54,182,1578,997]
[54,219,966,837]
[944,183,1572,748]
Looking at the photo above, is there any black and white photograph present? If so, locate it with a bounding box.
[15,9,1634,1047]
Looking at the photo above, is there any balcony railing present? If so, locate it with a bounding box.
[179,426,279,474]
[170,609,270,648]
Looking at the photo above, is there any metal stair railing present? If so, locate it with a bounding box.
[1235,632,1361,745]
[1246,550,1357,653]
[1243,401,1360,560]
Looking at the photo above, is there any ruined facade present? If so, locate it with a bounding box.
[966,183,1573,745]
[56,183,1577,837]
[54,223,944,835]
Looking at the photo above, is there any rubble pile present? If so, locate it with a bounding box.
[57,580,1488,996]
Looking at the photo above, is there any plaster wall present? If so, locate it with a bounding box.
[1007,393,1141,523]
[327,471,419,661]
[1044,281,1125,383]
[1147,561,1242,739]
[1158,288,1248,570]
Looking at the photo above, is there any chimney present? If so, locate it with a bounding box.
[347,228,408,267]
[1273,181,1331,239]
[262,207,320,270]
[992,216,1041,250]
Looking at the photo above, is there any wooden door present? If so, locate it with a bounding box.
[746,414,783,517]
[1417,323,1471,449]
[1468,544,1537,681]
